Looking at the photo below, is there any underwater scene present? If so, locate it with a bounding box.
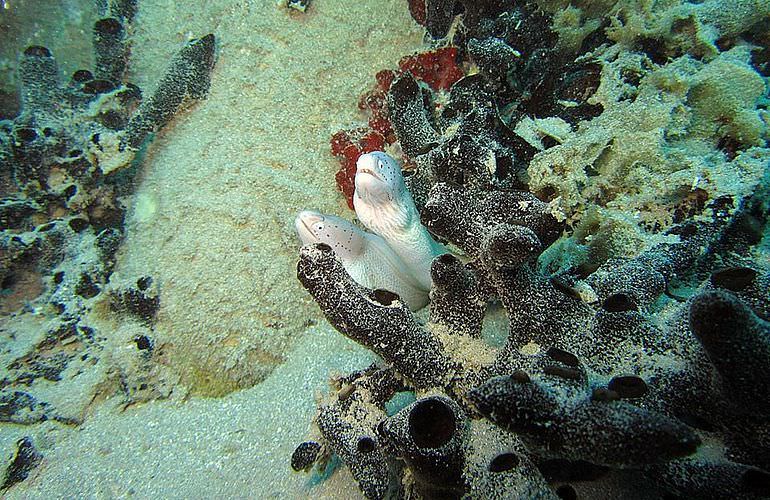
[1,0,769,498]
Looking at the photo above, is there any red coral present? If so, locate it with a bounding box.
[330,48,465,209]
[399,47,464,92]
[331,128,387,209]
[359,130,386,152]
[375,69,396,91]
[330,130,355,157]
[369,115,394,140]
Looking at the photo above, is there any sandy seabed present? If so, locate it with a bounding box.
[1,0,424,497]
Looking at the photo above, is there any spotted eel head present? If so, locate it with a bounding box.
[354,151,407,207]
[294,210,365,260]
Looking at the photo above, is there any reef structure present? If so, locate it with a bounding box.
[0,0,215,488]
[293,1,770,498]
[330,47,466,209]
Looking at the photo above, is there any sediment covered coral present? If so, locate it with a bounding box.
[0,0,215,484]
[294,0,770,498]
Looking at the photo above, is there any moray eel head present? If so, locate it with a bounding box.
[294,210,364,259]
[295,210,325,245]
[354,151,405,205]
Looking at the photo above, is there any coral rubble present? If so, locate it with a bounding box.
[0,0,215,487]
[294,0,770,498]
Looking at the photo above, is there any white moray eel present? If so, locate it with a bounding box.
[353,151,445,291]
[294,210,429,311]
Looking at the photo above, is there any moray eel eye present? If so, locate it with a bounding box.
[355,152,402,203]
[295,210,328,244]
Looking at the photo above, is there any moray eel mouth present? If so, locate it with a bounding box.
[355,167,387,197]
[295,210,325,244]
[355,167,392,204]
[357,167,384,183]
[354,152,391,202]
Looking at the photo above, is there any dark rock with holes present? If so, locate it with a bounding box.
[689,290,770,414]
[607,375,648,399]
[421,181,562,257]
[18,46,61,114]
[387,72,440,159]
[648,457,770,500]
[428,254,486,338]
[316,401,395,499]
[293,1,770,498]
[293,121,770,500]
[389,73,535,192]
[587,259,666,310]
[299,365,403,499]
[0,2,215,436]
[93,18,129,84]
[121,34,216,150]
[109,276,160,325]
[379,396,468,499]
[297,244,454,389]
[453,1,602,124]
[469,375,700,467]
[291,441,322,472]
[464,419,556,498]
[467,37,518,76]
[424,0,457,39]
[709,266,770,322]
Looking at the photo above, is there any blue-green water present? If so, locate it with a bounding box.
[1,0,768,498]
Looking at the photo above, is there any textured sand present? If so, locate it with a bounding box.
[6,326,374,498]
[3,0,422,496]
[116,0,423,393]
